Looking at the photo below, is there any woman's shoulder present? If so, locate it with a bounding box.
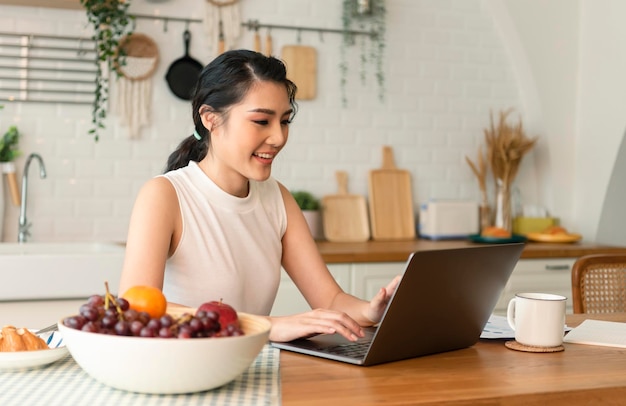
[137,176,178,203]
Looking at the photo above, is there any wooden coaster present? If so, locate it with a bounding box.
[505,340,564,353]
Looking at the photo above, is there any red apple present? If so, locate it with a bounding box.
[196,299,239,330]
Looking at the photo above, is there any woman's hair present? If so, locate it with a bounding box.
[165,49,298,172]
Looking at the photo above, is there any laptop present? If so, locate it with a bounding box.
[271,243,524,366]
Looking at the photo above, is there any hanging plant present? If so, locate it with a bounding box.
[81,0,134,141]
[340,0,386,106]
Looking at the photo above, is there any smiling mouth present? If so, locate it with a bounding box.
[253,152,274,160]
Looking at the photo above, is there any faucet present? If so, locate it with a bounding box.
[18,153,47,243]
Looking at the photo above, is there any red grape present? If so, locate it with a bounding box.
[63,293,245,339]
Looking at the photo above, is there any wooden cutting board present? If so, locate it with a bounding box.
[368,146,416,240]
[280,45,316,100]
[322,171,370,242]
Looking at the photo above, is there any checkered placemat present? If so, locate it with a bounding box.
[0,344,280,405]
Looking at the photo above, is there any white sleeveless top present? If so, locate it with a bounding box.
[161,161,286,315]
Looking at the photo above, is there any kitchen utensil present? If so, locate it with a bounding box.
[34,323,59,335]
[368,146,416,240]
[280,45,316,100]
[253,26,261,52]
[1,163,20,206]
[322,171,370,242]
[218,19,225,55]
[165,30,203,100]
[265,29,273,56]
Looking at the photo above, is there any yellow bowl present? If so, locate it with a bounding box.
[58,312,270,394]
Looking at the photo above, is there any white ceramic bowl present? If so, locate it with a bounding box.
[58,312,270,394]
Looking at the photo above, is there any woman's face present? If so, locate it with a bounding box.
[201,80,293,197]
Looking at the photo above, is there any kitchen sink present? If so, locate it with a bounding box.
[0,242,126,301]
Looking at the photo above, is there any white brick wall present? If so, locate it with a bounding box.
[0,0,523,243]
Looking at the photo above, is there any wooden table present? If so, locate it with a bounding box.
[280,313,626,405]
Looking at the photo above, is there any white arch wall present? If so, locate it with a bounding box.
[487,0,626,241]
[576,1,626,242]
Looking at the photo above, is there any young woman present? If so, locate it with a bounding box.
[119,50,400,343]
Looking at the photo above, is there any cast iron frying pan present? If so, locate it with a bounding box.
[165,30,203,100]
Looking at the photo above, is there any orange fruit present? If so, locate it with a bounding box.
[481,226,512,238]
[121,285,167,319]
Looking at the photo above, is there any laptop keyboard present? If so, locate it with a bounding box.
[319,341,371,359]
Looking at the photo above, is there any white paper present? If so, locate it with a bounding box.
[563,319,626,348]
[481,314,571,340]
[481,314,516,339]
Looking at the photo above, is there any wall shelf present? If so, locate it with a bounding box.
[0,0,80,9]
[0,31,96,105]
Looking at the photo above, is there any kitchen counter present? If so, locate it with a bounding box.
[316,239,626,263]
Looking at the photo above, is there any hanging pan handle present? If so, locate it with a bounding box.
[218,20,225,54]
[183,29,192,56]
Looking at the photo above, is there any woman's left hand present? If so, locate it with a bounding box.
[362,275,402,324]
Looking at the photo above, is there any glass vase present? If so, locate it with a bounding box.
[494,179,512,233]
[479,198,491,232]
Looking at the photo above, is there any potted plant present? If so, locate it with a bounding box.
[81,0,134,141]
[291,191,324,240]
[0,114,22,241]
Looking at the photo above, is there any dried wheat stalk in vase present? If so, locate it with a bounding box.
[465,147,487,202]
[466,147,492,230]
[484,109,537,189]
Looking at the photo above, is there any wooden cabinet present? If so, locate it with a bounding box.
[270,264,352,316]
[351,262,404,300]
[272,258,577,318]
[493,258,575,315]
[271,262,403,316]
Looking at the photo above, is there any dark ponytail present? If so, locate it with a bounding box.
[164,49,298,173]
[165,136,208,172]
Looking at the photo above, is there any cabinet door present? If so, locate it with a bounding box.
[351,262,405,300]
[270,264,351,316]
[493,258,576,315]
[0,299,86,327]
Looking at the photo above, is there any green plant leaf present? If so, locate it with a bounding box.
[0,126,22,162]
[340,0,386,106]
[291,191,320,211]
[80,0,133,141]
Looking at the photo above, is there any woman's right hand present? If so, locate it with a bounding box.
[267,309,366,343]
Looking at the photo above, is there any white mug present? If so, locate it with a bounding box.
[507,292,566,347]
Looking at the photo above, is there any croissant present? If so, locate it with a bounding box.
[0,325,49,352]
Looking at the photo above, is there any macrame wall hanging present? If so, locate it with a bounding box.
[204,0,241,56]
[114,33,159,139]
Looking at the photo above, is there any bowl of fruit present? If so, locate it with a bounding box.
[58,284,271,394]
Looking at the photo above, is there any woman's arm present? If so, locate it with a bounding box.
[118,177,181,295]
[272,183,399,342]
